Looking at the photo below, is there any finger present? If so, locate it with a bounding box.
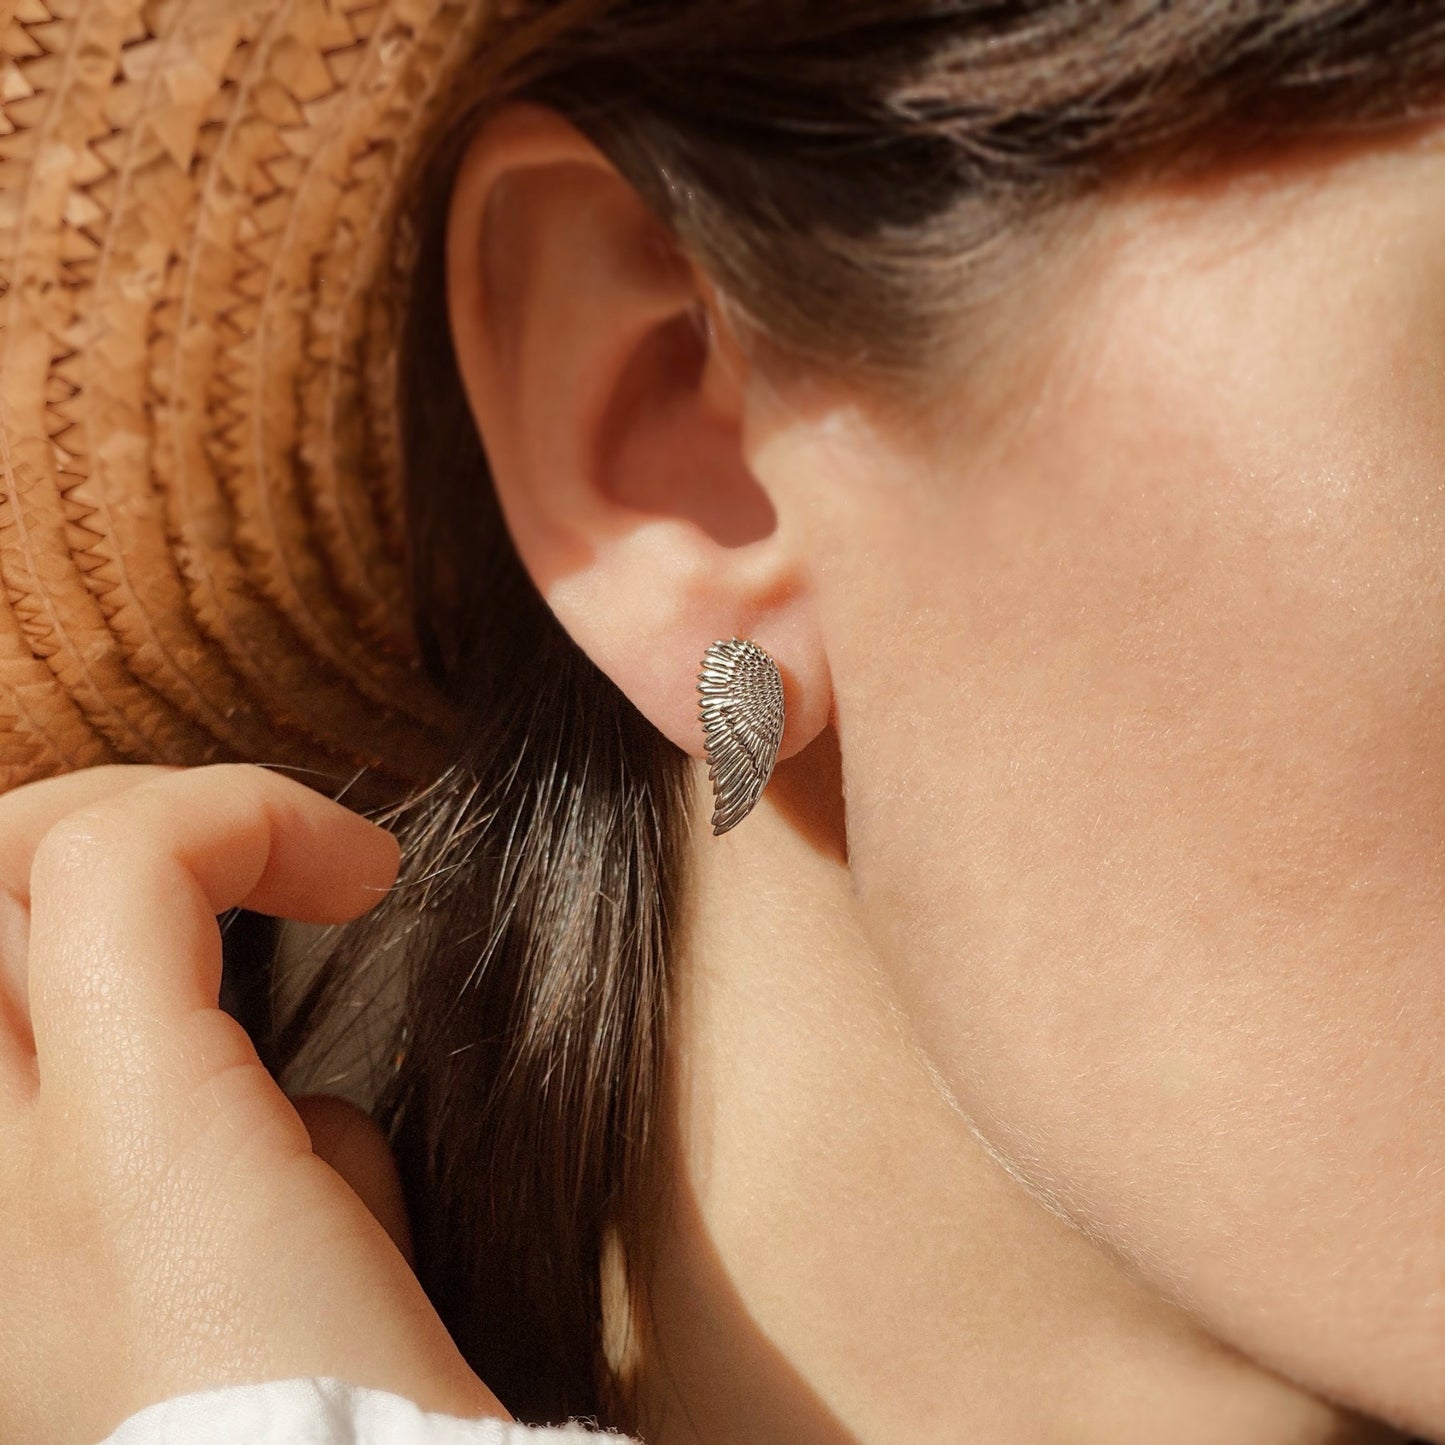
[26,764,400,1090]
[0,768,180,1093]
[292,1093,416,1268]
[0,767,181,986]
[0,767,182,895]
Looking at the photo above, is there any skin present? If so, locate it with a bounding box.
[443,107,1445,1439]
[0,765,506,1443]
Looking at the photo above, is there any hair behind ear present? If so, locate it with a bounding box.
[275,98,692,1427]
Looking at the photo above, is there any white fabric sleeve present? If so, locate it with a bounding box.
[98,1377,633,1445]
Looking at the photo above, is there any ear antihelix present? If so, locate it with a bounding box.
[697,638,786,836]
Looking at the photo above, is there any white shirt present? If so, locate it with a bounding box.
[101,1378,635,1445]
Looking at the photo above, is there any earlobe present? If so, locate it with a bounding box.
[443,104,832,764]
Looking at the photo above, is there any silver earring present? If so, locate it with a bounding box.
[697,638,786,836]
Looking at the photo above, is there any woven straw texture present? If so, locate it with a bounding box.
[0,0,483,803]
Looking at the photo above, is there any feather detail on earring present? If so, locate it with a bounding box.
[697,638,786,836]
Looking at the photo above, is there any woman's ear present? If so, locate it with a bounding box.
[444,104,831,760]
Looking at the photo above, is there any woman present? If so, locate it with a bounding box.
[0,1,1443,1441]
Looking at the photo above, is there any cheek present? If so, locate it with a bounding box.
[810,204,1445,1420]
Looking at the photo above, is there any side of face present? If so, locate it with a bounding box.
[444,105,1445,1437]
[757,127,1445,1433]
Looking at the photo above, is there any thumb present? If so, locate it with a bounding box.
[292,1094,416,1269]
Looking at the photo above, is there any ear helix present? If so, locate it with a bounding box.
[697,638,785,835]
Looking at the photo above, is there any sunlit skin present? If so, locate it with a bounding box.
[0,765,508,1445]
[446,108,1445,1441]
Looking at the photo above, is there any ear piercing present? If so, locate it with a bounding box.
[697,638,785,836]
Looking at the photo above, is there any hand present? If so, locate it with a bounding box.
[0,764,507,1445]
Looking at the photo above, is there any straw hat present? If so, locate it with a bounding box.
[0,0,491,805]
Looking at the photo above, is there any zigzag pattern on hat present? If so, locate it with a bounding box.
[0,0,178,773]
[0,0,491,798]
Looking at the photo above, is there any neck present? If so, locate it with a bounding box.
[626,730,1393,1445]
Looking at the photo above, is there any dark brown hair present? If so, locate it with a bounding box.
[276,1,1445,1429]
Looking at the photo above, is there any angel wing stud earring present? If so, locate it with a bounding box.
[697,638,786,836]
